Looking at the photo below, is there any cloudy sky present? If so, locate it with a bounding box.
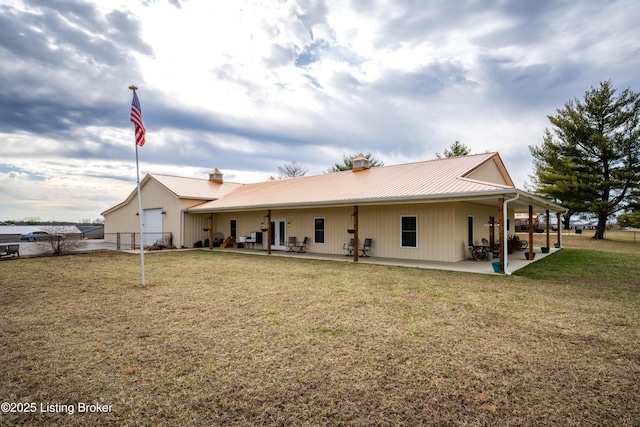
[1,0,639,222]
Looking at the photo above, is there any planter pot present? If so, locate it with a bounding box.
[541,247,550,253]
[492,261,508,273]
[554,243,561,248]
[525,252,536,260]
[347,229,356,234]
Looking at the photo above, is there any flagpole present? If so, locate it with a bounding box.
[129,84,145,285]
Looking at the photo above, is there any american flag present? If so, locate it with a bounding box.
[130,91,146,146]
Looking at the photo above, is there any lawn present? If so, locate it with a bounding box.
[1,245,639,426]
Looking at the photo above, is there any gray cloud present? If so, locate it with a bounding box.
[0,1,153,136]
[1,0,639,221]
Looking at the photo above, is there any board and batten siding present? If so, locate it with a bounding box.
[203,201,514,262]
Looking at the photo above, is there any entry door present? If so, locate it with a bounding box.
[270,218,286,250]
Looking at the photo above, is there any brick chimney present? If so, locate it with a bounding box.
[209,168,223,183]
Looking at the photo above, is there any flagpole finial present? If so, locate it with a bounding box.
[129,85,138,91]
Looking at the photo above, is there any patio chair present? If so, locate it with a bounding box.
[360,238,372,257]
[470,239,491,261]
[513,235,528,250]
[286,236,298,252]
[296,237,309,253]
[343,238,354,256]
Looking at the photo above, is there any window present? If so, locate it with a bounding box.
[230,219,237,238]
[401,216,417,248]
[314,217,325,244]
[468,216,474,247]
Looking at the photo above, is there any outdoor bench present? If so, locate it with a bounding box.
[0,244,20,258]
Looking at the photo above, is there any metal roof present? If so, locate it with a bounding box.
[150,173,243,200]
[187,153,563,213]
[101,173,243,215]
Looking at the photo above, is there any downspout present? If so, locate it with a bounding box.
[181,209,186,248]
[503,193,519,275]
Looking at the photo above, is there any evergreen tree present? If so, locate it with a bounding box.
[326,153,384,172]
[529,81,640,239]
[436,141,470,158]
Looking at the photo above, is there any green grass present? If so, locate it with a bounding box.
[516,248,640,288]
[0,248,639,426]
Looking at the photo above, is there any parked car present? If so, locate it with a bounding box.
[20,231,65,242]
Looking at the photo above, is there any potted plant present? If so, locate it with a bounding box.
[525,252,536,260]
[541,247,550,253]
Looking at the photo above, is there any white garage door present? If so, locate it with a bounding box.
[142,208,163,246]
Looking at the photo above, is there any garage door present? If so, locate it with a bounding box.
[143,208,163,246]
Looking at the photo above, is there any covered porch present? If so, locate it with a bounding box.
[207,244,561,275]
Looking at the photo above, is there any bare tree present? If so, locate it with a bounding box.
[277,161,309,179]
[37,225,87,256]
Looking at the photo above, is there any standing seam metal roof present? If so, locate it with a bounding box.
[188,152,515,212]
[150,173,243,200]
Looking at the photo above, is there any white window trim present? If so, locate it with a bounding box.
[400,215,418,248]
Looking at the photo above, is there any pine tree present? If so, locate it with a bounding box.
[529,81,640,239]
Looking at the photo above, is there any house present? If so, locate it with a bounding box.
[103,152,565,273]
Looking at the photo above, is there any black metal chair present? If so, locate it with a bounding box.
[296,237,309,253]
[286,236,297,252]
[343,238,354,256]
[360,238,372,257]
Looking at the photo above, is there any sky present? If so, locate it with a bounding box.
[1,0,639,222]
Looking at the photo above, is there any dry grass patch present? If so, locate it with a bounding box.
[1,250,639,426]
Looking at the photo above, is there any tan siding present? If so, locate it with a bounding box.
[183,212,213,248]
[103,200,138,243]
[466,159,507,185]
[208,203,515,262]
[104,179,189,246]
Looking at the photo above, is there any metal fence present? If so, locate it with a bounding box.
[105,232,173,250]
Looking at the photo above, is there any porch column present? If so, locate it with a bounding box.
[489,216,495,253]
[353,205,359,262]
[209,213,213,249]
[528,205,534,260]
[556,212,562,248]
[267,209,272,255]
[545,209,550,249]
[498,198,505,274]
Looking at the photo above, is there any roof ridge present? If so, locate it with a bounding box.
[150,172,207,181]
[150,172,244,186]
